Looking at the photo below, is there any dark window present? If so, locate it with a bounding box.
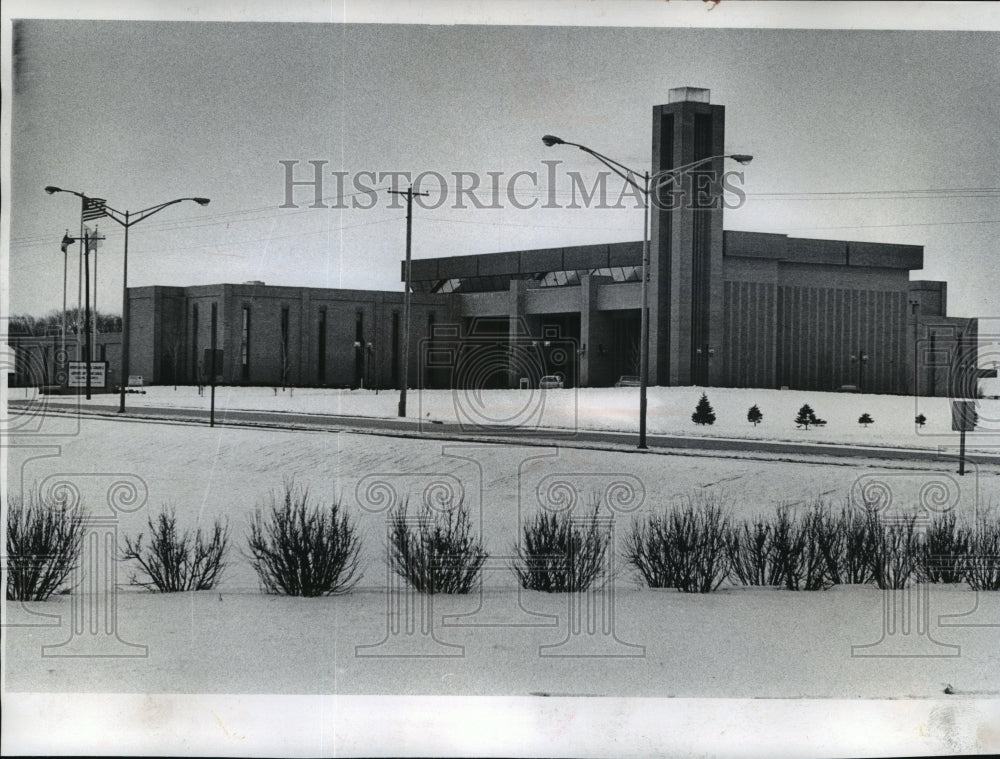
[317,308,327,384]
[424,312,436,387]
[210,302,219,381]
[240,304,250,381]
[391,311,400,388]
[280,306,290,385]
[354,310,364,387]
[191,305,199,382]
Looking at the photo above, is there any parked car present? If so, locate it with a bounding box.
[539,375,564,389]
[615,375,641,387]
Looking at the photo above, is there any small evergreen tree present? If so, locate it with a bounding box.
[795,404,815,429]
[747,404,763,427]
[692,393,716,425]
[858,413,874,428]
[915,414,927,427]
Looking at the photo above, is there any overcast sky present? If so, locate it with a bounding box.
[6,6,999,321]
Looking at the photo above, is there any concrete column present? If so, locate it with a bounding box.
[649,88,726,388]
[507,279,527,388]
[579,275,613,387]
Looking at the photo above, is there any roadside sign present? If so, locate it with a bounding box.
[951,400,977,432]
[128,375,144,387]
[203,349,224,382]
[68,361,107,388]
[952,400,976,477]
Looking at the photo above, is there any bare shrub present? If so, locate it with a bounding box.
[388,499,487,594]
[727,506,803,589]
[121,506,229,592]
[866,508,923,590]
[816,501,875,586]
[512,500,609,593]
[625,492,731,593]
[793,502,834,590]
[964,514,1000,591]
[726,517,779,586]
[727,502,833,590]
[246,484,362,596]
[6,489,85,601]
[919,511,969,584]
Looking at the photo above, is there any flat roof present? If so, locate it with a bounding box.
[408,230,924,286]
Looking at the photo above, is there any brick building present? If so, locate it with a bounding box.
[9,88,988,396]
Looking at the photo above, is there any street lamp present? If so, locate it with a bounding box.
[58,228,103,399]
[541,136,751,449]
[46,187,210,412]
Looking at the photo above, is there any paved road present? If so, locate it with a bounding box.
[10,397,999,469]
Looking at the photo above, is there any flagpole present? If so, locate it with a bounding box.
[92,230,98,360]
[45,186,210,407]
[77,203,83,360]
[84,228,92,401]
[61,232,67,372]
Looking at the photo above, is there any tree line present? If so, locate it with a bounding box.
[9,308,122,337]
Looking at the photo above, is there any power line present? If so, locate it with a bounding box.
[10,214,405,252]
[782,219,1000,231]
[17,182,997,247]
[749,187,1000,197]
[12,187,393,247]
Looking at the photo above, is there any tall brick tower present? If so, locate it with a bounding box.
[647,87,727,387]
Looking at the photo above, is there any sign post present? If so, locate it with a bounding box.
[204,348,223,427]
[951,400,977,475]
[67,361,107,391]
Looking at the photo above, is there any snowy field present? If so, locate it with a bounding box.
[5,417,1000,697]
[53,383,1000,453]
[5,413,1000,756]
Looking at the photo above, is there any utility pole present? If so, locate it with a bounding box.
[120,211,131,411]
[62,229,104,399]
[84,229,92,399]
[388,186,429,418]
[93,235,98,359]
[61,233,68,373]
[65,229,104,399]
[77,218,83,360]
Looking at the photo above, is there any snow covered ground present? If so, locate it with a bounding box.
[5,419,1000,684]
[5,584,999,698]
[58,383,1000,453]
[6,417,1000,592]
[5,407,1000,755]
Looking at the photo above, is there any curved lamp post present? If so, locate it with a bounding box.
[46,187,210,412]
[58,227,103,399]
[541,137,751,450]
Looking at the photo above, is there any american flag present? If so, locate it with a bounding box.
[84,224,100,252]
[82,196,107,221]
